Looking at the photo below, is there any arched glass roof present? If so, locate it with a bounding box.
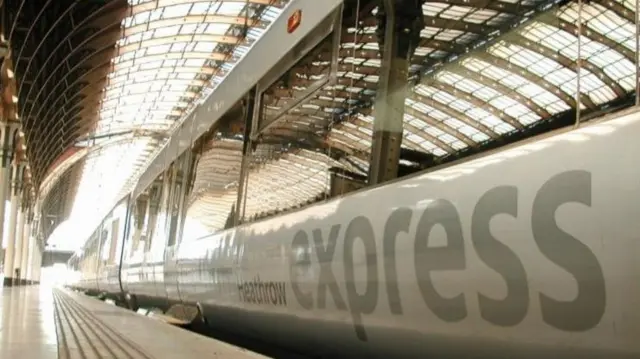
[266,0,638,163]
[181,0,640,234]
[50,0,288,247]
[316,0,635,159]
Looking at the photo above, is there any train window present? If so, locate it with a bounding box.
[108,218,120,264]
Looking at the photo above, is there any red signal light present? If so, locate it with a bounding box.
[287,9,302,34]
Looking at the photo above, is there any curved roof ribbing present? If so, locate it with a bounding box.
[4,0,288,247]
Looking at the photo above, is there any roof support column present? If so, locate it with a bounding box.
[31,242,43,285]
[23,210,34,284]
[0,123,17,286]
[11,186,27,285]
[3,161,25,286]
[0,161,8,267]
[19,204,33,285]
[29,208,43,284]
[636,0,640,106]
[367,0,423,185]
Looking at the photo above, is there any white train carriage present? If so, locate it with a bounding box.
[68,106,640,358]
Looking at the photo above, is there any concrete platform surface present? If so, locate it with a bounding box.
[0,286,58,358]
[0,285,270,359]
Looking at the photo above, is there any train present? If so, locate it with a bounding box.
[66,106,639,358]
[64,0,638,357]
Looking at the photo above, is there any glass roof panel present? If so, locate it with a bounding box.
[462,57,572,113]
[489,41,616,105]
[522,20,636,92]
[291,0,636,184]
[560,3,635,51]
[414,83,514,135]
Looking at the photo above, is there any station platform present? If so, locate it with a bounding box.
[0,286,269,359]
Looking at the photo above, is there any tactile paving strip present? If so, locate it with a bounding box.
[53,288,155,359]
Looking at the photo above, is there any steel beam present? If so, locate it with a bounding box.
[368,0,423,185]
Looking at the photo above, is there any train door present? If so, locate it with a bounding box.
[163,149,194,305]
[119,198,138,298]
[152,164,171,304]
[96,222,110,295]
[140,180,163,304]
[137,187,158,302]
[107,215,122,295]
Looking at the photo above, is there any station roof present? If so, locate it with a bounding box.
[4,0,638,243]
[4,0,288,243]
